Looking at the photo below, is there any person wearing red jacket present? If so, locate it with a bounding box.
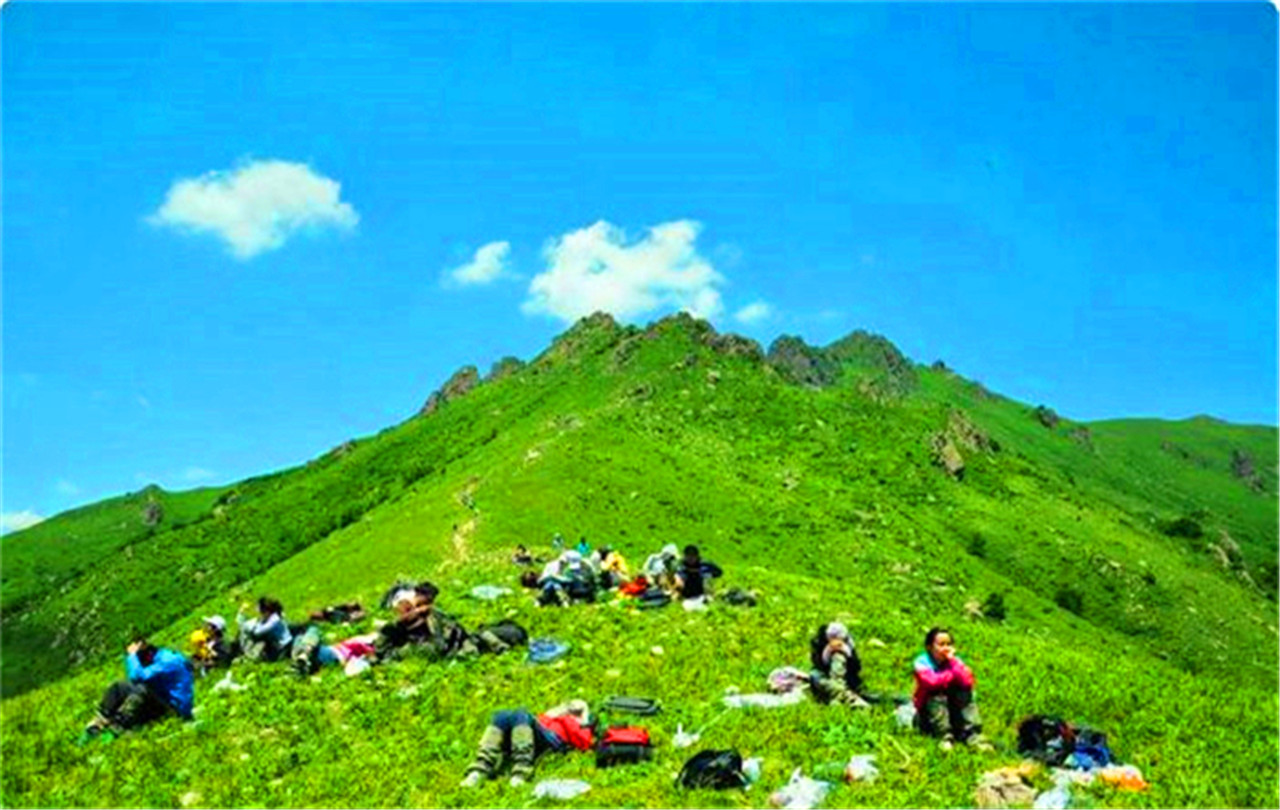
[912,627,992,751]
[461,700,594,788]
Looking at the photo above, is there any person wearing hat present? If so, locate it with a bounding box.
[189,615,234,674]
[809,621,870,708]
[642,543,681,592]
[595,545,630,590]
[461,699,594,788]
[536,550,596,606]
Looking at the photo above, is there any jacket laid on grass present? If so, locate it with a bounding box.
[911,651,975,710]
[536,710,594,751]
[126,648,195,719]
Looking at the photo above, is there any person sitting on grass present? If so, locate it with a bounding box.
[642,543,681,592]
[81,640,194,742]
[913,627,992,751]
[189,615,234,674]
[674,544,723,600]
[595,545,630,590]
[237,596,293,662]
[460,699,594,788]
[809,621,871,708]
[537,550,596,606]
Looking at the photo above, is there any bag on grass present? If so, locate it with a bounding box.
[603,696,662,716]
[596,726,652,768]
[677,749,748,790]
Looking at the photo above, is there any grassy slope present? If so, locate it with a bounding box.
[2,316,1276,807]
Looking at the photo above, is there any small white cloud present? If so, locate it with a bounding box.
[445,241,511,287]
[148,159,359,260]
[55,479,80,496]
[183,467,216,483]
[523,219,724,324]
[734,300,773,325]
[1,510,44,534]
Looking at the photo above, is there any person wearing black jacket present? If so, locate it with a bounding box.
[675,545,723,599]
[809,622,870,708]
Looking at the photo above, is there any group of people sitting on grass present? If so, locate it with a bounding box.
[517,537,723,608]
[79,536,987,770]
[459,624,989,787]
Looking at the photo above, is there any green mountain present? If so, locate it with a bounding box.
[3,313,1276,808]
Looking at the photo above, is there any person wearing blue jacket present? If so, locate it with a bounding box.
[82,640,194,741]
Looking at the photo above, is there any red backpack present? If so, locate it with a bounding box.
[596,725,652,767]
[601,726,650,746]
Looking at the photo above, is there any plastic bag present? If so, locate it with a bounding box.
[673,723,701,749]
[723,691,806,709]
[1033,785,1071,810]
[844,754,879,783]
[894,702,917,728]
[470,585,512,601]
[344,657,371,677]
[769,768,830,810]
[742,757,762,784]
[212,672,246,692]
[532,779,591,800]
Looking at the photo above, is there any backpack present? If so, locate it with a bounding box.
[596,726,652,768]
[602,696,662,716]
[528,638,571,664]
[1017,715,1076,766]
[678,749,748,790]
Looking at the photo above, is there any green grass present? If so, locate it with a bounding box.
[2,313,1276,808]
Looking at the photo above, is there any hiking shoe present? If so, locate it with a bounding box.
[460,772,483,789]
[508,775,526,788]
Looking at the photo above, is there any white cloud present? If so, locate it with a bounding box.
[183,467,216,483]
[1,510,44,534]
[148,159,359,259]
[445,241,511,287]
[55,479,80,496]
[734,300,773,325]
[523,219,724,324]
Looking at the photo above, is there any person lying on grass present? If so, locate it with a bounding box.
[912,626,993,751]
[460,700,595,788]
[809,621,871,708]
[291,626,379,676]
[81,639,194,743]
[237,596,293,662]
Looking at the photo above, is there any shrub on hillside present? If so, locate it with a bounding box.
[981,592,1007,621]
[1054,586,1084,616]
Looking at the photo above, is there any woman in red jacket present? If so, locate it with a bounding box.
[461,699,594,787]
[912,627,992,751]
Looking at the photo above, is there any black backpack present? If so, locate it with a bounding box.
[677,749,747,790]
[1017,715,1075,766]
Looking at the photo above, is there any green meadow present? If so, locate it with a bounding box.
[3,314,1276,808]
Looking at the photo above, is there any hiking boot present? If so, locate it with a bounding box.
[460,771,483,789]
[508,775,526,788]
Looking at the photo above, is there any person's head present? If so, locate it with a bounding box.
[204,615,227,637]
[134,640,158,666]
[924,627,955,662]
[563,549,583,565]
[597,545,612,560]
[683,544,701,565]
[826,621,850,645]
[661,543,679,560]
[515,544,527,554]
[414,581,440,605]
[520,570,540,589]
[258,597,283,618]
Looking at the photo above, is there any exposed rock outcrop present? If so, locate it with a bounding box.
[766,336,840,387]
[420,365,480,416]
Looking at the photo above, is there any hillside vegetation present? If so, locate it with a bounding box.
[2,313,1276,808]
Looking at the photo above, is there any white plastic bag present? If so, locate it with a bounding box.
[532,779,591,800]
[1033,785,1071,810]
[672,723,701,749]
[844,754,879,783]
[894,702,917,728]
[769,768,831,810]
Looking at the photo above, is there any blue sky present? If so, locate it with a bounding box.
[4,3,1276,531]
